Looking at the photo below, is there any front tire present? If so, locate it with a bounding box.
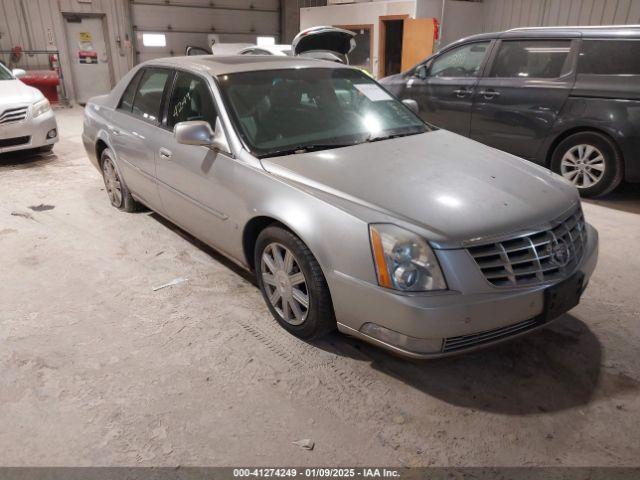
[100,148,140,212]
[550,131,623,197]
[255,226,335,339]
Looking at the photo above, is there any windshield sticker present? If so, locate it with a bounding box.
[354,84,392,102]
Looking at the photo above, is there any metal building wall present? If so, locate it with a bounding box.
[484,0,640,31]
[0,0,134,104]
[130,0,280,62]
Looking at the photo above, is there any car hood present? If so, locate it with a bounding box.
[0,79,42,105]
[260,130,579,247]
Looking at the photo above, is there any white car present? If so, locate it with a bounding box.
[0,64,58,155]
[238,44,293,56]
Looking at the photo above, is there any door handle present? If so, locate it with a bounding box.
[453,88,471,98]
[478,89,501,99]
[159,147,173,160]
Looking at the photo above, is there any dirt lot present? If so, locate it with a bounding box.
[1,107,639,466]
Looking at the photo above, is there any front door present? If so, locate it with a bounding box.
[64,15,113,104]
[470,38,576,160]
[404,41,491,136]
[156,71,233,249]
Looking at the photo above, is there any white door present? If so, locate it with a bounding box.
[64,16,112,104]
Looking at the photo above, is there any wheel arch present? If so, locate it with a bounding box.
[95,138,110,167]
[242,216,299,271]
[545,126,624,172]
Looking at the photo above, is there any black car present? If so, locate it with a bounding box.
[381,26,640,197]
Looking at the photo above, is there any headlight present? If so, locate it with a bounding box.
[31,98,51,118]
[369,224,447,292]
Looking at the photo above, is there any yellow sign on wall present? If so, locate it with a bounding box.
[78,32,93,43]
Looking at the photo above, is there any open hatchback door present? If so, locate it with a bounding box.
[292,26,356,63]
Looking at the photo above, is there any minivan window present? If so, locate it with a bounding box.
[578,40,640,75]
[131,68,171,123]
[490,40,572,78]
[167,71,217,129]
[118,70,143,112]
[430,42,490,78]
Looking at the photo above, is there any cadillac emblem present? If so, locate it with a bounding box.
[550,238,571,267]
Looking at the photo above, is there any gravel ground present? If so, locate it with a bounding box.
[1,107,639,466]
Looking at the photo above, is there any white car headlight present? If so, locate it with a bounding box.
[31,98,51,118]
[369,224,447,292]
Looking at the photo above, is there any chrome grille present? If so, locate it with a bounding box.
[442,317,541,353]
[0,106,29,125]
[468,207,587,287]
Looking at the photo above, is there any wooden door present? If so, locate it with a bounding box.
[401,18,435,72]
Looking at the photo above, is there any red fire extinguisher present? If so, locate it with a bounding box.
[433,18,440,41]
[49,53,60,74]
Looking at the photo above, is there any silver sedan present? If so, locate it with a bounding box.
[82,56,598,358]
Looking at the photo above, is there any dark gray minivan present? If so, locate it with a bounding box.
[380,26,640,197]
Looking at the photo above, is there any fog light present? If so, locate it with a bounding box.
[46,129,57,139]
[359,322,442,354]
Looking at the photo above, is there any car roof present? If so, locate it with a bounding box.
[142,55,347,76]
[443,24,640,51]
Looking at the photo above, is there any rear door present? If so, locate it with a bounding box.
[402,41,492,135]
[109,67,173,210]
[470,37,578,160]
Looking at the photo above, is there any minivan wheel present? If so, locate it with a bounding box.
[255,226,335,339]
[551,132,623,197]
[100,148,140,212]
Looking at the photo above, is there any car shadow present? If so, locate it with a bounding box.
[584,183,640,215]
[0,149,57,169]
[309,315,621,415]
[148,212,256,284]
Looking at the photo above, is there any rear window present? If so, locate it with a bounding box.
[578,40,640,75]
[131,68,171,123]
[490,40,572,79]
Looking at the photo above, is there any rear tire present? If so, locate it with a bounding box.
[550,131,623,197]
[100,148,141,212]
[255,226,335,339]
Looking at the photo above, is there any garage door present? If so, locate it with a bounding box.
[131,0,281,63]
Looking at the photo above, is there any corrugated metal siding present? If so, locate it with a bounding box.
[0,0,134,103]
[484,0,640,31]
[130,0,280,62]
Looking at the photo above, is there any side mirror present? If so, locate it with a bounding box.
[12,68,26,78]
[174,118,230,154]
[402,99,419,115]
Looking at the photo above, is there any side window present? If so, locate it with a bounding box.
[167,71,218,130]
[131,68,171,123]
[578,40,640,75]
[118,70,143,112]
[430,42,490,78]
[489,40,572,79]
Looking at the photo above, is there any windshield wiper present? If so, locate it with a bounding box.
[258,143,355,158]
[366,130,423,143]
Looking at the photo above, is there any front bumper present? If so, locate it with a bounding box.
[0,109,58,154]
[331,223,599,359]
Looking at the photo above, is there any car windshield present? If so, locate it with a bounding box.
[0,63,13,80]
[217,67,428,157]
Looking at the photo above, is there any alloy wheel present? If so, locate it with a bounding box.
[102,158,123,207]
[261,242,309,326]
[560,144,605,189]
